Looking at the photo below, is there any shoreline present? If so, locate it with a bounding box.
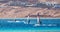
[0,17,60,19]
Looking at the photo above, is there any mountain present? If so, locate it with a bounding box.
[0,0,60,18]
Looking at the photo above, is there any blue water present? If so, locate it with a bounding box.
[0,18,60,32]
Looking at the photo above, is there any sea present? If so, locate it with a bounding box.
[0,18,60,32]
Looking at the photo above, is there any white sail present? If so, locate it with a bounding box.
[27,16,29,24]
[34,16,40,26]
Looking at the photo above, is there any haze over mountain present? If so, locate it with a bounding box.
[0,0,60,3]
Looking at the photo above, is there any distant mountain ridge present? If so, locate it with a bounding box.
[0,0,60,3]
[0,0,38,3]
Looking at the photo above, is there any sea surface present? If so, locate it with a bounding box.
[0,18,60,32]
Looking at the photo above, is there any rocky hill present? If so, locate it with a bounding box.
[0,6,60,18]
[0,0,60,18]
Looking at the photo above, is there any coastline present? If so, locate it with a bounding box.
[0,17,60,19]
